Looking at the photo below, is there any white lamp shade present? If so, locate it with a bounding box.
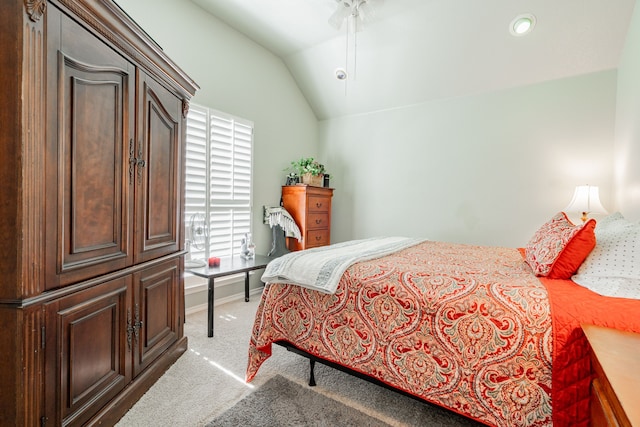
[564,185,608,216]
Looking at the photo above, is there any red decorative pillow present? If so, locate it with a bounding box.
[525,212,596,279]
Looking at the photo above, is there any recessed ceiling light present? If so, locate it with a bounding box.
[510,13,536,36]
[335,68,348,80]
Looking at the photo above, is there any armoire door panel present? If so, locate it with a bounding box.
[45,277,132,426]
[62,67,123,262]
[46,7,134,289]
[135,74,182,263]
[147,102,173,239]
[133,258,179,376]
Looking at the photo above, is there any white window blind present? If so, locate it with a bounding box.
[185,104,253,260]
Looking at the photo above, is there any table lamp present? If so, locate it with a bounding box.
[564,185,608,223]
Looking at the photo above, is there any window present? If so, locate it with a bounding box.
[185,104,254,261]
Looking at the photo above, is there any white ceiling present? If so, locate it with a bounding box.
[190,0,636,120]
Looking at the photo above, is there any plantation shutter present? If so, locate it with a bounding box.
[209,110,253,256]
[184,104,253,260]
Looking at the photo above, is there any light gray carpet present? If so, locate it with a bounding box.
[117,296,485,427]
[207,374,392,426]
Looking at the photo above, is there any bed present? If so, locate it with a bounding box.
[246,213,640,427]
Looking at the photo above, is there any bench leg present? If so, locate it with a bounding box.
[208,278,215,337]
[245,272,250,302]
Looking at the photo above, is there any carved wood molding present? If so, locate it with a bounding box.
[23,308,44,426]
[182,100,189,119]
[22,13,46,296]
[25,0,47,22]
[54,0,197,98]
[58,0,138,64]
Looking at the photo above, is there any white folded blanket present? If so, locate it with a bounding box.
[261,237,426,294]
[264,206,302,240]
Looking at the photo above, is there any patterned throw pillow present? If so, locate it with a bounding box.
[572,212,640,299]
[525,212,596,279]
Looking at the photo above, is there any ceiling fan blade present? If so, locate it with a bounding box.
[358,0,384,24]
[357,2,375,23]
[328,5,352,30]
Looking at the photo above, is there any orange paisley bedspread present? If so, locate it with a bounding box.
[246,241,640,426]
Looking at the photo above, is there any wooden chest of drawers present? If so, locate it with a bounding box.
[582,324,640,427]
[282,185,334,251]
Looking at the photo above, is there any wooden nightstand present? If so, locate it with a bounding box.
[282,185,333,251]
[582,324,640,427]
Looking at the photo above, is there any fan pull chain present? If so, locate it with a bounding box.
[344,20,349,96]
[353,26,357,81]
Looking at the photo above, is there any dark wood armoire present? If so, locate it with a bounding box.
[0,1,198,425]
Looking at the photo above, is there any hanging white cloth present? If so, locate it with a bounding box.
[263,206,302,241]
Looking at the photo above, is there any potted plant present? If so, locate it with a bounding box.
[287,157,326,186]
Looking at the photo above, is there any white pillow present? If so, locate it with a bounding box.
[571,212,640,299]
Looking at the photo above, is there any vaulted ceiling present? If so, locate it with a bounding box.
[190,0,636,120]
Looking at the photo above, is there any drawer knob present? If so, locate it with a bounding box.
[315,236,322,241]
[316,202,322,208]
[315,219,322,224]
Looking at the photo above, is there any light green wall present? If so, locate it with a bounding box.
[615,1,640,221]
[115,0,319,256]
[319,71,618,247]
[116,0,633,299]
